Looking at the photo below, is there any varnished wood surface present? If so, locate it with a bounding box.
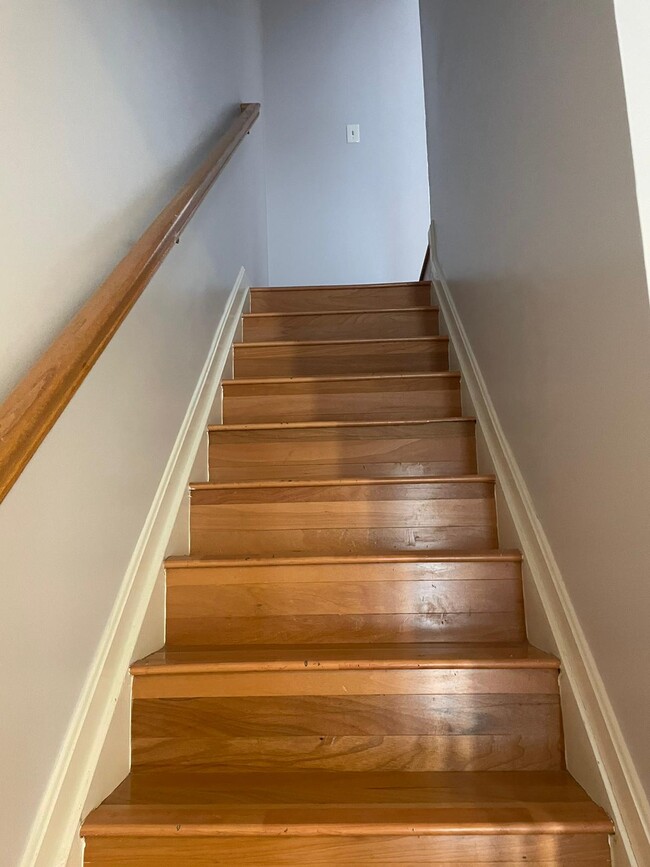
[133,692,559,738]
[133,668,559,700]
[166,557,523,646]
[208,418,476,481]
[84,769,612,832]
[82,271,613,861]
[84,770,611,862]
[131,734,563,774]
[130,644,562,773]
[168,612,524,647]
[222,372,462,424]
[233,336,450,378]
[84,833,611,865]
[243,307,439,342]
[250,282,432,313]
[134,643,558,675]
[166,554,525,646]
[93,769,610,812]
[166,581,523,646]
[0,104,260,505]
[189,476,498,558]
[165,551,524,569]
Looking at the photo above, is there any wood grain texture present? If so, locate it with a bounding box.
[250,282,432,313]
[233,336,450,378]
[242,308,439,342]
[134,642,558,675]
[131,733,563,773]
[166,556,524,646]
[84,833,611,865]
[84,771,611,862]
[168,613,523,647]
[222,372,462,424]
[131,645,562,772]
[95,768,610,810]
[168,578,520,617]
[189,477,497,558]
[81,267,613,862]
[132,668,559,700]
[84,770,611,862]
[132,693,559,738]
[208,419,476,482]
[167,554,525,644]
[0,104,260,505]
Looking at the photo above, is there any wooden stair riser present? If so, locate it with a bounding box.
[82,270,613,864]
[84,833,611,866]
[222,374,462,425]
[166,559,524,646]
[131,665,562,773]
[242,308,439,342]
[209,420,476,482]
[250,282,432,313]
[189,479,497,558]
[234,337,449,379]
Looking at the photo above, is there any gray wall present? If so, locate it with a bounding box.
[0,2,267,863]
[419,0,650,799]
[261,0,430,286]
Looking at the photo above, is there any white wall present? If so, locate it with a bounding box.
[0,2,267,864]
[419,0,650,811]
[614,0,650,293]
[261,0,430,286]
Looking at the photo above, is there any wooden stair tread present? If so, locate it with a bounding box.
[251,281,432,293]
[132,643,558,676]
[234,335,449,348]
[81,272,614,860]
[208,417,474,433]
[190,474,495,492]
[83,770,612,836]
[224,371,460,386]
[166,550,521,568]
[243,306,437,320]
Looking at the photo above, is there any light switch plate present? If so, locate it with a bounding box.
[346,124,361,144]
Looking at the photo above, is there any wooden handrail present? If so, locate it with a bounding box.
[0,102,261,505]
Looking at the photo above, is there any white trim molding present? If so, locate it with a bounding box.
[23,269,251,867]
[427,220,650,867]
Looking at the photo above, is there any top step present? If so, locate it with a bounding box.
[250,281,432,313]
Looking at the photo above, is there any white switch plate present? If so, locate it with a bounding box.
[346,124,361,144]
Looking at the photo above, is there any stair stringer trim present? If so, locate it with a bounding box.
[23,268,251,867]
[427,220,649,867]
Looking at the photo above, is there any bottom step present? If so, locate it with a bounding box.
[83,771,612,865]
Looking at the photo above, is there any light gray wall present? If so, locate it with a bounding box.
[0,2,267,864]
[261,0,430,286]
[419,0,650,801]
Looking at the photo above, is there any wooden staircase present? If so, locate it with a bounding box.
[82,281,612,864]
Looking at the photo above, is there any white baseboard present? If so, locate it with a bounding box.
[427,221,649,867]
[22,269,251,867]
